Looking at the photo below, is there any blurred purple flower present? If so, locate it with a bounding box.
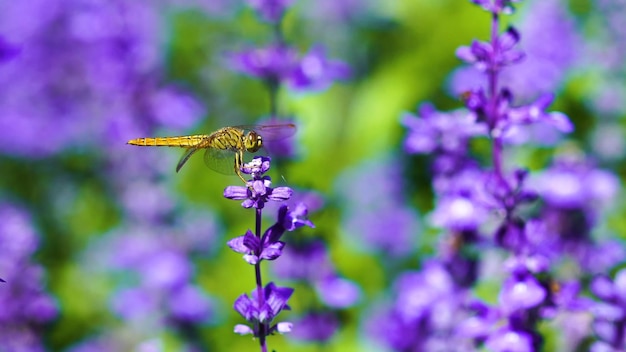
[530,157,619,210]
[590,269,626,350]
[0,36,20,62]
[233,282,294,337]
[168,284,214,323]
[228,44,299,82]
[367,262,472,351]
[0,203,58,351]
[471,0,521,14]
[246,0,294,23]
[289,45,352,92]
[484,328,534,352]
[336,156,420,256]
[0,1,203,157]
[456,27,524,72]
[228,44,350,92]
[401,104,487,155]
[315,276,360,308]
[451,0,579,102]
[290,312,338,343]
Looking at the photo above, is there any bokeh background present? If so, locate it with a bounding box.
[1,0,625,351]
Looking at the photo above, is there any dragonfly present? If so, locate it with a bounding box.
[127,124,296,183]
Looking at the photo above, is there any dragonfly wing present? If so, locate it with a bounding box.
[236,124,297,141]
[203,147,237,175]
[176,146,200,172]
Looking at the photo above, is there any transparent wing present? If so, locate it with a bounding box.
[237,123,297,141]
[203,147,237,175]
[176,146,200,172]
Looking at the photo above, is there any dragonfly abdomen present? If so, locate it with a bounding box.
[127,135,208,147]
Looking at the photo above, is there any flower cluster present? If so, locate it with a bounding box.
[380,0,621,351]
[0,203,58,351]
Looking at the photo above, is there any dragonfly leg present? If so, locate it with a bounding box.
[234,150,248,185]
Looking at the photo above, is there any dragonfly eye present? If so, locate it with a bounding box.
[246,132,262,152]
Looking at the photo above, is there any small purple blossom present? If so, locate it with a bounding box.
[227,204,315,264]
[223,156,293,209]
[233,282,294,337]
[290,312,338,343]
[228,44,350,92]
[246,0,294,23]
[471,0,522,14]
[289,45,352,92]
[456,27,524,72]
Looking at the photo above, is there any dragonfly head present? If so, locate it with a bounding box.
[244,131,263,152]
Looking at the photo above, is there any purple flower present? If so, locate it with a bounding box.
[471,0,522,15]
[0,1,203,157]
[228,44,299,83]
[246,0,294,23]
[288,45,351,92]
[456,27,524,72]
[228,44,350,92]
[228,204,315,264]
[223,157,293,209]
[484,328,534,352]
[233,282,294,337]
[401,103,487,155]
[0,204,58,350]
[0,36,20,63]
[315,276,360,308]
[290,312,338,343]
[590,269,626,350]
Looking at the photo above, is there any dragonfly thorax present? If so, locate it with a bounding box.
[244,131,263,152]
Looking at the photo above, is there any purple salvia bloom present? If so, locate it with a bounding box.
[336,156,421,256]
[233,282,294,337]
[315,276,360,308]
[401,104,487,155]
[290,312,338,343]
[272,240,334,281]
[228,44,350,93]
[227,229,286,264]
[228,203,314,264]
[452,0,578,102]
[499,93,574,137]
[0,1,203,157]
[227,44,299,83]
[0,36,20,63]
[168,284,214,323]
[456,27,524,72]
[224,157,293,209]
[246,0,294,23]
[499,272,546,312]
[288,45,352,92]
[484,328,534,352]
[471,0,522,15]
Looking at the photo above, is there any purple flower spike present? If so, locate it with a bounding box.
[228,44,299,83]
[233,282,294,337]
[247,0,294,23]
